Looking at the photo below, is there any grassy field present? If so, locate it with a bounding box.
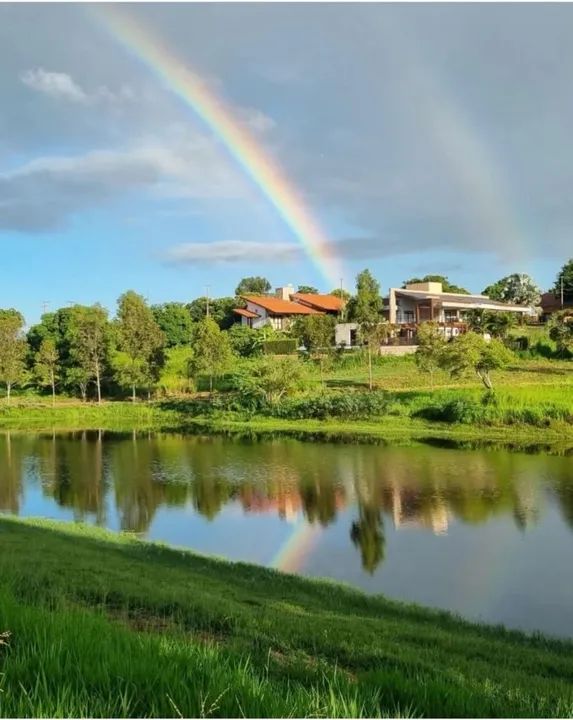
[1,517,573,718]
[1,355,572,447]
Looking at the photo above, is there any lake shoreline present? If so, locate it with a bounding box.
[1,515,573,717]
[1,399,573,453]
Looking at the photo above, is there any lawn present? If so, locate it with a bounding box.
[1,517,573,717]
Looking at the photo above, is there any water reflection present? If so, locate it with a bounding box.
[1,431,572,576]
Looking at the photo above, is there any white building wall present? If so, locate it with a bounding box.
[394,296,418,323]
[245,301,270,329]
[335,323,358,347]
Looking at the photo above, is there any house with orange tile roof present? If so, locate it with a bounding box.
[233,284,344,330]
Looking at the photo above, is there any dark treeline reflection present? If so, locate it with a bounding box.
[1,432,572,573]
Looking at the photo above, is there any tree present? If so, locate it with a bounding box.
[235,276,272,296]
[296,285,319,294]
[189,317,233,392]
[548,311,573,357]
[465,310,517,339]
[67,305,111,404]
[330,288,351,302]
[553,258,573,296]
[482,273,540,306]
[402,275,469,294]
[34,337,59,405]
[359,321,393,391]
[347,269,390,390]
[294,314,336,386]
[348,269,382,324]
[439,332,514,390]
[415,322,446,388]
[0,309,27,400]
[350,505,385,574]
[227,324,260,358]
[232,356,304,407]
[186,296,237,330]
[116,291,165,401]
[151,303,193,347]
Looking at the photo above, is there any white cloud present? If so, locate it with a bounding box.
[0,138,248,232]
[164,240,301,265]
[20,68,134,106]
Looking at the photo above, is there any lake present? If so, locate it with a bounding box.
[1,430,572,638]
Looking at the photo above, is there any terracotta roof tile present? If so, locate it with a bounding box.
[291,293,345,312]
[233,308,259,319]
[243,295,321,315]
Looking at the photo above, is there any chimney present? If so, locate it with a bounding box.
[275,284,295,301]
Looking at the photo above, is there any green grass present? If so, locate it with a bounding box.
[1,355,572,447]
[2,517,573,717]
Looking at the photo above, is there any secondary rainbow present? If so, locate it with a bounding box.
[90,5,342,288]
[270,520,322,573]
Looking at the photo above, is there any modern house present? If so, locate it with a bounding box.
[234,285,344,330]
[388,281,532,342]
[335,281,532,349]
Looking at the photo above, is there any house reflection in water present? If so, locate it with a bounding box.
[390,484,449,535]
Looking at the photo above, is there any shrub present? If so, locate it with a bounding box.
[271,391,390,420]
[261,338,298,355]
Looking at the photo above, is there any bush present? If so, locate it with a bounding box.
[226,325,261,358]
[414,398,485,424]
[261,338,298,355]
[271,391,390,420]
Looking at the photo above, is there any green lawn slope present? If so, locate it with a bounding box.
[1,517,572,717]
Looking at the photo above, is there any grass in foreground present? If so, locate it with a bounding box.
[1,518,573,718]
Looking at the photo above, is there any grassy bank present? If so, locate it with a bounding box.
[1,517,573,718]
[1,355,572,447]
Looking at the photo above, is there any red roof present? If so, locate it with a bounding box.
[292,293,345,312]
[233,307,259,319]
[243,295,321,315]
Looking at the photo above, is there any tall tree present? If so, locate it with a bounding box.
[553,258,573,297]
[350,269,382,323]
[294,314,336,386]
[415,322,446,388]
[151,303,193,347]
[348,270,388,390]
[67,305,111,404]
[482,273,541,306]
[116,291,165,401]
[402,275,469,294]
[34,337,59,405]
[188,317,232,393]
[0,309,27,401]
[186,296,237,330]
[234,276,272,296]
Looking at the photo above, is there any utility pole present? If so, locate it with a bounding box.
[41,301,50,315]
[561,275,564,309]
[205,286,210,318]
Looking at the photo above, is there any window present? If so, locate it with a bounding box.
[444,310,458,323]
[404,310,414,323]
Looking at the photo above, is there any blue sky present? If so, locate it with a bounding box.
[1,3,572,324]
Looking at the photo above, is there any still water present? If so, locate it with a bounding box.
[1,431,572,638]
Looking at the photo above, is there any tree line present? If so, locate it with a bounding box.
[1,261,572,402]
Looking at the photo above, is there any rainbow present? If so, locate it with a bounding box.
[90,5,342,288]
[270,520,322,574]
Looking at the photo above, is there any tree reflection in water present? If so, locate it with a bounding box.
[1,432,573,575]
